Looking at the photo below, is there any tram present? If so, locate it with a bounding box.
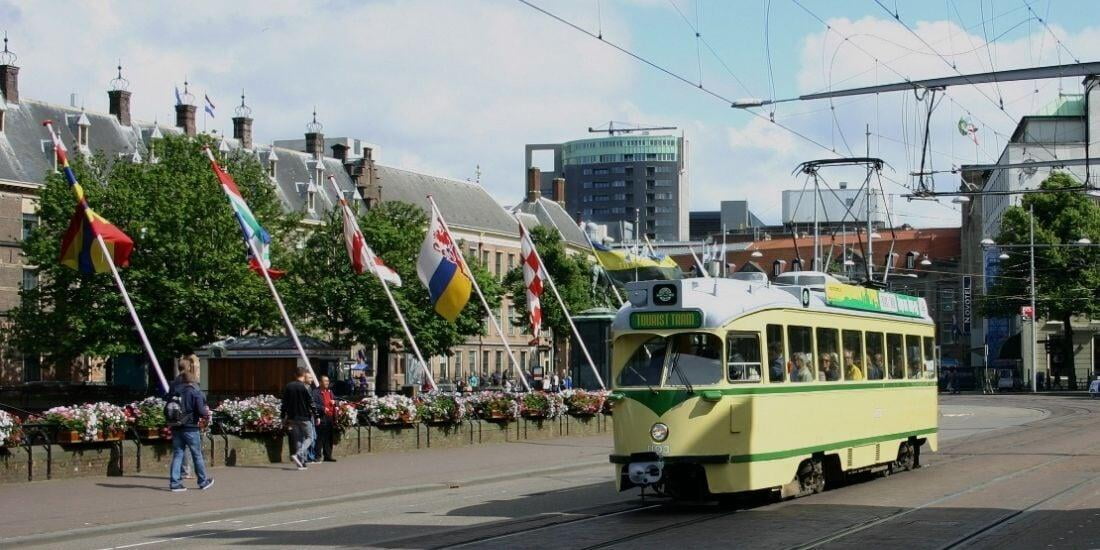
[609,272,938,499]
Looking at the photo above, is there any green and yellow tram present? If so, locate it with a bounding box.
[610,272,938,499]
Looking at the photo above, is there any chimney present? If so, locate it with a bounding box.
[0,35,18,104]
[305,108,324,157]
[552,177,566,205]
[107,64,131,126]
[175,80,196,136]
[231,91,253,149]
[526,166,541,202]
[331,143,349,162]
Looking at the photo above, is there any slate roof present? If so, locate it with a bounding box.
[511,197,589,248]
[0,95,542,239]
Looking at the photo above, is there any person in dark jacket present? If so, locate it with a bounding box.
[168,371,213,492]
[311,375,337,462]
[168,372,193,479]
[281,367,316,470]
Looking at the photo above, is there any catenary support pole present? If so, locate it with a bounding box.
[428,196,531,391]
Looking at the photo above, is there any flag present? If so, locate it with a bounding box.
[416,206,472,321]
[174,86,182,106]
[204,94,216,118]
[43,121,133,274]
[206,151,284,278]
[519,224,544,342]
[336,181,401,286]
[591,240,681,285]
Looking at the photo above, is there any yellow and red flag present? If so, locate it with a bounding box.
[44,121,133,274]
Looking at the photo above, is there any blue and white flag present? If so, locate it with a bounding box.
[204,94,216,118]
[174,86,182,106]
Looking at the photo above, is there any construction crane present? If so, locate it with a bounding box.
[588,121,677,136]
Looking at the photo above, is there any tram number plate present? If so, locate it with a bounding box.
[649,444,670,456]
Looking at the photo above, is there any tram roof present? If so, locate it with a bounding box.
[613,276,933,331]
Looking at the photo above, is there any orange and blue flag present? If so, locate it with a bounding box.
[44,121,133,274]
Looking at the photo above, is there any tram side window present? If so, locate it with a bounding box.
[923,337,937,380]
[865,332,885,380]
[788,326,815,382]
[766,324,786,383]
[886,334,905,379]
[842,330,864,381]
[816,328,841,381]
[727,332,762,382]
[906,335,924,379]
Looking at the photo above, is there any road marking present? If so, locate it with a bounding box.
[97,515,334,550]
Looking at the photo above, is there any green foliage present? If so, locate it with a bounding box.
[13,134,299,363]
[981,172,1100,322]
[286,201,499,358]
[503,225,613,339]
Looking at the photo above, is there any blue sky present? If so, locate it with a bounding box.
[4,0,1099,230]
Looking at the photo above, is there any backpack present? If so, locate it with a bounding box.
[164,392,191,427]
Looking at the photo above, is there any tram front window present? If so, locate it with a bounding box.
[614,333,723,388]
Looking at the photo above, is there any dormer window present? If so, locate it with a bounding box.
[0,110,5,133]
[76,110,90,149]
[307,187,316,212]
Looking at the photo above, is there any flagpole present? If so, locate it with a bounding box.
[426,196,530,392]
[530,200,624,305]
[204,147,317,387]
[516,217,605,389]
[687,245,710,278]
[42,121,169,394]
[94,234,169,394]
[326,176,435,391]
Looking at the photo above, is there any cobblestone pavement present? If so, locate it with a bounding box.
[5,394,1099,549]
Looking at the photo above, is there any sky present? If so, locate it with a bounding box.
[4,0,1100,230]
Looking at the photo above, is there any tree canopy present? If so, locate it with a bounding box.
[981,172,1100,385]
[286,200,500,359]
[13,134,299,364]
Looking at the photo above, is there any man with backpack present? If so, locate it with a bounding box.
[167,371,213,492]
[281,367,316,470]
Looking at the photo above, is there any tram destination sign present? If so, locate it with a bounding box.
[630,310,703,330]
[824,283,924,318]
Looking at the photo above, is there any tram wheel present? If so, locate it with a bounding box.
[893,441,915,473]
[797,458,825,495]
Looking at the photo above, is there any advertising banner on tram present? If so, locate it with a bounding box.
[824,283,924,318]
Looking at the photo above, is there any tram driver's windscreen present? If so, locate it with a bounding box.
[616,334,724,387]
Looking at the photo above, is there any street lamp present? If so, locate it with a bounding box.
[1078,237,1093,245]
[920,256,932,266]
[980,238,995,246]
[952,195,970,204]
[751,250,763,258]
[998,252,1010,260]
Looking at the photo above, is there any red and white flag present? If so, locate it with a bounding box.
[519,224,544,343]
[335,178,401,286]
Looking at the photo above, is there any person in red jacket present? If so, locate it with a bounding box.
[311,375,337,462]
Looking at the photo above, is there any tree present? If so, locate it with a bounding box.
[286,201,501,388]
[13,134,299,373]
[504,225,614,372]
[981,173,1100,389]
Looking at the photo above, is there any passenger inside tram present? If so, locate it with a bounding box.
[844,349,864,381]
[819,353,841,381]
[793,353,814,382]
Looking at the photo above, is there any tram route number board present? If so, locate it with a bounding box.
[630,310,703,330]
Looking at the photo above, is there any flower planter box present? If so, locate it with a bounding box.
[136,428,163,440]
[101,429,125,442]
[55,430,86,444]
[373,420,415,428]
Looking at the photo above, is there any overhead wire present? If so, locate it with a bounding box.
[666,0,756,95]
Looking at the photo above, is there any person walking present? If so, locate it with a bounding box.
[168,371,213,492]
[168,370,193,480]
[281,367,316,470]
[312,375,338,463]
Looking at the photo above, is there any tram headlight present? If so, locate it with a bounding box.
[650,422,669,442]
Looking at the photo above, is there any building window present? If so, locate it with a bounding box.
[654,179,673,187]
[655,166,673,173]
[508,305,516,336]
[482,351,490,375]
[469,351,477,374]
[593,168,609,175]
[495,351,503,374]
[654,192,673,200]
[612,180,627,187]
[23,355,41,383]
[22,213,37,241]
[307,188,316,212]
[594,194,609,202]
[22,268,38,290]
[454,352,463,378]
[593,181,609,189]
[495,252,502,278]
[654,206,672,213]
[582,168,592,176]
[507,253,515,272]
[0,110,5,133]
[612,167,626,174]
[582,195,593,203]
[611,207,625,214]
[583,181,592,189]
[268,159,277,178]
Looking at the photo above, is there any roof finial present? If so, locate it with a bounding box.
[109,60,130,91]
[235,88,252,118]
[306,106,323,133]
[180,78,195,106]
[0,31,16,65]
